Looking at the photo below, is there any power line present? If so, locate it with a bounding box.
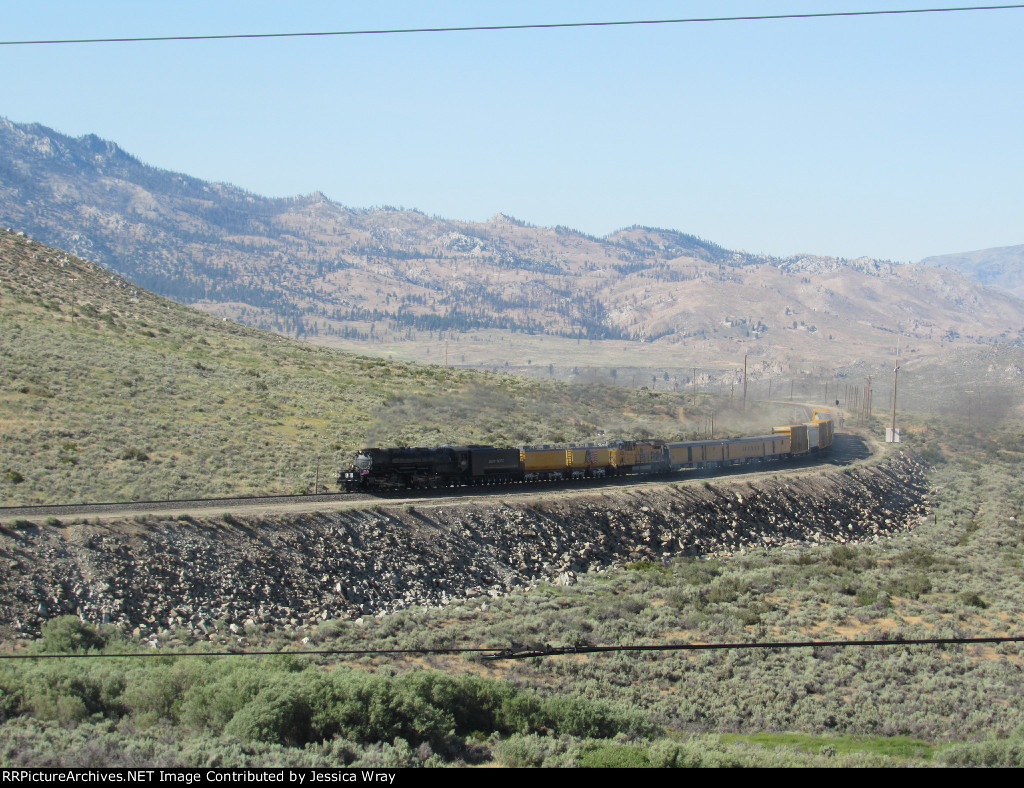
[0,646,491,661]
[1,5,1023,47]
[2,633,1021,662]
[483,634,1024,660]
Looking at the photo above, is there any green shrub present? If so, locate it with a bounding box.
[223,679,315,746]
[626,560,668,574]
[702,577,744,606]
[884,573,932,599]
[937,740,1024,768]
[539,695,646,739]
[0,671,25,721]
[18,662,125,726]
[39,616,106,654]
[578,742,652,768]
[827,545,857,568]
[493,734,579,768]
[177,661,275,734]
[855,586,887,608]
[317,671,453,747]
[957,591,987,609]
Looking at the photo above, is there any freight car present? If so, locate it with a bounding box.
[339,410,834,492]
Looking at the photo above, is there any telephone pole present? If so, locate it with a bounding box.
[887,337,901,442]
[743,354,748,411]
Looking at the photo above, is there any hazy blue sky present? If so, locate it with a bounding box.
[2,1,1021,262]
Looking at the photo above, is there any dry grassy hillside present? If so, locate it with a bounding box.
[0,229,819,506]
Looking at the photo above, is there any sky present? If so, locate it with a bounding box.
[1,1,1022,262]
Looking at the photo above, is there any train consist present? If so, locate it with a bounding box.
[339,409,834,493]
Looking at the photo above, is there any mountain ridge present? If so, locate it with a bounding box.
[921,244,1024,300]
[2,116,1022,375]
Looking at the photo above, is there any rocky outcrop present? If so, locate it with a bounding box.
[0,453,929,643]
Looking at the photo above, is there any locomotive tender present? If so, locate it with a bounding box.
[339,409,834,492]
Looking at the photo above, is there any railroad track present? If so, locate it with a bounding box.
[0,491,371,521]
[0,432,877,523]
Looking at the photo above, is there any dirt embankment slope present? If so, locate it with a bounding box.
[0,449,929,642]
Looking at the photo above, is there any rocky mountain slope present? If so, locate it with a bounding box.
[3,117,1022,374]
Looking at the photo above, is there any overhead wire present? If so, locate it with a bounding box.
[2,634,1022,662]
[0,646,493,661]
[1,5,1023,47]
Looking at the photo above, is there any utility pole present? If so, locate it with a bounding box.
[743,354,748,411]
[888,336,900,442]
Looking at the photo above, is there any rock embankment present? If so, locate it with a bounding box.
[0,452,929,642]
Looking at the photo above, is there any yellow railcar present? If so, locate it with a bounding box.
[774,423,809,454]
[725,437,767,461]
[566,445,613,478]
[772,410,835,455]
[667,442,699,467]
[520,447,570,478]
